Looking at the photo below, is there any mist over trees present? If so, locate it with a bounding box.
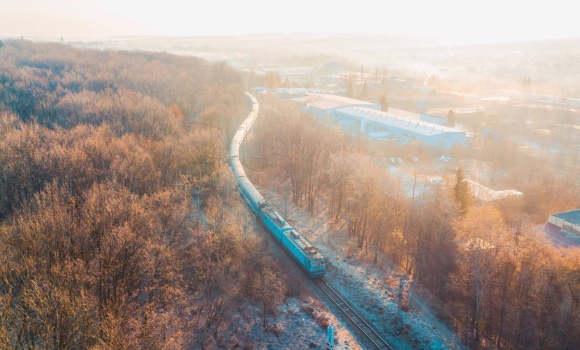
[2,36,580,349]
[0,41,289,349]
[252,97,580,349]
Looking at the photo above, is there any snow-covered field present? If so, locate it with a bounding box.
[194,219,361,349]
[212,297,360,350]
[232,204,363,349]
[250,168,463,350]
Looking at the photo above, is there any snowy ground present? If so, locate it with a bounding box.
[193,218,361,349]
[249,168,464,350]
[208,297,360,350]
[233,205,363,349]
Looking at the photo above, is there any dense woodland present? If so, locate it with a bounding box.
[0,41,291,349]
[2,39,580,349]
[251,96,580,349]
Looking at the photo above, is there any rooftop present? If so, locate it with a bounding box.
[500,89,560,101]
[292,94,378,111]
[387,107,421,121]
[552,209,580,225]
[538,222,580,248]
[454,106,485,114]
[464,179,523,202]
[335,106,464,137]
[262,67,313,75]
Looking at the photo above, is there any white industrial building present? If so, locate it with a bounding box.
[464,180,523,202]
[388,107,448,126]
[333,106,468,149]
[292,94,380,118]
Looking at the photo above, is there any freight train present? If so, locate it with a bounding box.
[230,92,326,278]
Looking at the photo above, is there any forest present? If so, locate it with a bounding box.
[0,41,290,349]
[250,95,580,349]
[2,39,580,350]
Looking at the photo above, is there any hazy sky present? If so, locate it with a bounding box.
[1,0,578,44]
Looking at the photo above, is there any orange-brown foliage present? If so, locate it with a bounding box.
[0,40,289,349]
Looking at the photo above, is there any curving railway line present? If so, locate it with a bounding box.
[317,280,393,350]
[231,92,395,350]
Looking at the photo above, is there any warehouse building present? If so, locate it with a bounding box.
[538,209,580,247]
[420,113,448,126]
[549,209,580,236]
[388,107,449,126]
[333,106,468,149]
[464,179,523,203]
[292,94,380,118]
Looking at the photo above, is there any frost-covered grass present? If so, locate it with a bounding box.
[250,167,461,350]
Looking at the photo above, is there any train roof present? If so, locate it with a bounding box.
[264,208,291,229]
[238,177,266,205]
[231,160,245,176]
[263,208,323,260]
[288,229,324,260]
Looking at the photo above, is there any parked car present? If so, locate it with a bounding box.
[427,177,444,185]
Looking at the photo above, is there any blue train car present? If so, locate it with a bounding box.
[261,208,325,277]
[230,92,326,278]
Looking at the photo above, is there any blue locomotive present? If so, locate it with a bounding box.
[230,92,326,278]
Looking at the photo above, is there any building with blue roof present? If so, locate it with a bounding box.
[333,106,468,149]
[549,209,580,236]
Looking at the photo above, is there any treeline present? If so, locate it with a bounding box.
[0,41,288,349]
[252,97,580,349]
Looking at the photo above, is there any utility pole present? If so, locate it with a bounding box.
[196,188,200,213]
[284,183,288,219]
[181,175,190,206]
[396,277,407,333]
[409,171,418,224]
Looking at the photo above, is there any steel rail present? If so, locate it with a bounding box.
[317,280,394,350]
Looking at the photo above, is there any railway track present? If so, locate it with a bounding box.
[234,94,392,348]
[317,280,394,350]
